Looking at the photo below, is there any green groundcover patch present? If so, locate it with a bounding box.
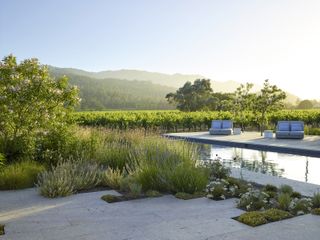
[235,209,293,227]
[101,191,163,203]
[174,192,205,200]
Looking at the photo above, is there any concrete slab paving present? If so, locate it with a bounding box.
[231,168,320,197]
[164,131,320,157]
[1,188,320,240]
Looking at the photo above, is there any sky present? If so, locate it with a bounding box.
[1,0,320,99]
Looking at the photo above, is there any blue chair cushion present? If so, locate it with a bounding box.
[291,123,303,131]
[222,120,232,129]
[212,121,222,129]
[278,122,290,131]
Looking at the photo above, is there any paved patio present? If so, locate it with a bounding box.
[0,188,320,240]
[164,131,320,157]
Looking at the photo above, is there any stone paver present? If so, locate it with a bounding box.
[0,188,320,240]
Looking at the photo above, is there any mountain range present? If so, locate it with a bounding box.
[49,66,299,110]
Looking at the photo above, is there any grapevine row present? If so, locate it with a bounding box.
[72,110,320,133]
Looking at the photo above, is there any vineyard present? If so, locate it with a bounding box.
[72,110,320,133]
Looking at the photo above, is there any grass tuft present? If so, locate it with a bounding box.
[0,161,45,190]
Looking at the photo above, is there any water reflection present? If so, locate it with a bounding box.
[198,144,320,185]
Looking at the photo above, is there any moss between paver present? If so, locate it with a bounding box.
[174,192,205,200]
[0,224,5,235]
[101,191,163,203]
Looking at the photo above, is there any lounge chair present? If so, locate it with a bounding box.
[276,121,304,139]
[209,120,233,135]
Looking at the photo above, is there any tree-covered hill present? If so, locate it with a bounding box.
[49,66,300,110]
[50,71,176,110]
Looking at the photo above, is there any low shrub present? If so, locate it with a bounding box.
[312,193,320,208]
[37,160,102,198]
[230,180,250,198]
[278,193,292,211]
[263,184,278,192]
[146,190,162,198]
[204,160,231,180]
[0,161,45,190]
[279,185,293,195]
[206,181,227,200]
[263,208,293,222]
[101,194,123,203]
[0,224,4,235]
[305,127,320,136]
[291,191,302,199]
[103,168,124,190]
[311,208,320,215]
[289,198,313,215]
[72,161,103,191]
[265,191,277,199]
[237,189,269,211]
[238,211,268,227]
[170,165,208,194]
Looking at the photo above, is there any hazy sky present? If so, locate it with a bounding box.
[1,0,320,99]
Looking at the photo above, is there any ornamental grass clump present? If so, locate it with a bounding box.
[278,193,292,211]
[134,138,205,193]
[311,208,320,215]
[170,164,208,194]
[96,142,132,171]
[127,182,142,198]
[312,193,320,208]
[0,161,45,190]
[37,159,102,198]
[279,185,293,195]
[0,224,4,235]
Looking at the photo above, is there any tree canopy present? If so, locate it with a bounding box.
[166,79,233,111]
[253,79,286,134]
[296,100,314,109]
[0,55,79,160]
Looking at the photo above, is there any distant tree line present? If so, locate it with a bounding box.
[166,79,287,134]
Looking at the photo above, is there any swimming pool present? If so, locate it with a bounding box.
[199,144,320,185]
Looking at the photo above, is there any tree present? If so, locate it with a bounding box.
[296,100,313,109]
[166,79,214,111]
[253,79,286,135]
[231,83,255,130]
[0,55,79,161]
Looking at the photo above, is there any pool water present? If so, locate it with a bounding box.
[199,144,320,185]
